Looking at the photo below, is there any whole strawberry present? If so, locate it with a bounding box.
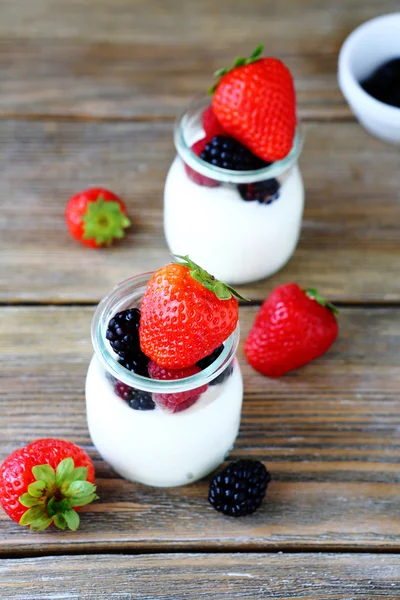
[211,45,296,162]
[245,284,338,377]
[0,439,98,532]
[139,255,245,369]
[65,187,131,248]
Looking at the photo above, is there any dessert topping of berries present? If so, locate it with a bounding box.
[361,58,400,108]
[245,283,338,377]
[211,45,296,162]
[208,460,270,517]
[106,308,149,374]
[196,344,233,386]
[114,380,155,410]
[196,344,224,370]
[185,137,220,188]
[0,439,98,531]
[118,355,150,378]
[238,178,280,204]
[202,105,227,139]
[65,187,131,248]
[148,361,207,413]
[200,136,268,171]
[139,255,246,369]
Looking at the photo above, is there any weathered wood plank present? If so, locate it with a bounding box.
[0,306,399,553]
[1,553,400,599]
[0,0,398,119]
[0,40,348,120]
[1,119,399,303]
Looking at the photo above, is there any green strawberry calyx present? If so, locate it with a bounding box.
[209,44,264,94]
[18,457,98,532]
[305,288,339,315]
[173,254,248,301]
[82,195,131,246]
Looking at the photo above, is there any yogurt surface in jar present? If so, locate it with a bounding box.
[86,355,243,487]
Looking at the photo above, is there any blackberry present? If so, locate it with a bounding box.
[200,136,268,171]
[119,355,149,378]
[197,345,233,386]
[106,308,142,360]
[128,389,155,411]
[208,460,271,517]
[114,380,155,411]
[196,345,224,370]
[211,364,234,386]
[238,178,280,204]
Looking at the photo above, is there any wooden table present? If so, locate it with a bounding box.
[1,1,400,597]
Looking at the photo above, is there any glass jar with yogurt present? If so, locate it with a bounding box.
[86,272,243,488]
[164,97,304,285]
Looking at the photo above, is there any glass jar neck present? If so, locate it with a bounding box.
[174,95,303,184]
[91,272,240,393]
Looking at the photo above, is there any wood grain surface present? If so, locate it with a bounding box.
[1,0,399,592]
[1,119,400,303]
[1,553,400,599]
[0,0,398,120]
[1,305,399,554]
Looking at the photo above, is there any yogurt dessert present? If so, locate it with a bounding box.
[86,257,244,487]
[164,46,304,285]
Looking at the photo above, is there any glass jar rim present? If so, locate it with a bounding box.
[174,95,304,183]
[91,271,240,393]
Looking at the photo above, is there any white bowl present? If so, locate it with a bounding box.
[338,13,400,144]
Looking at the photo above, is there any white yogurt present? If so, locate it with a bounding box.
[164,157,304,285]
[86,355,243,487]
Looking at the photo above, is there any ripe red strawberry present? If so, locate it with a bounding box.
[184,138,219,187]
[0,439,98,532]
[148,361,208,412]
[65,187,131,248]
[139,255,245,369]
[211,45,296,162]
[245,284,338,377]
[202,105,227,138]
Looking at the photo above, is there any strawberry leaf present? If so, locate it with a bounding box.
[31,464,56,487]
[305,288,339,315]
[65,481,97,497]
[210,44,264,94]
[54,514,67,530]
[29,517,53,532]
[233,57,247,67]
[249,44,264,61]
[69,493,99,508]
[27,480,47,498]
[64,509,80,531]
[55,457,74,487]
[61,466,89,492]
[173,254,249,302]
[19,493,41,508]
[19,505,47,526]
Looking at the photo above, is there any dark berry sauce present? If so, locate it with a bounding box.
[361,58,400,108]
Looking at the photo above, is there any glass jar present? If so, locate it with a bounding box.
[86,272,243,488]
[164,96,305,285]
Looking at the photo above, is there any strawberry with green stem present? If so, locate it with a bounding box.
[0,438,98,532]
[139,255,247,369]
[245,283,338,377]
[210,45,297,162]
[65,187,131,248]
